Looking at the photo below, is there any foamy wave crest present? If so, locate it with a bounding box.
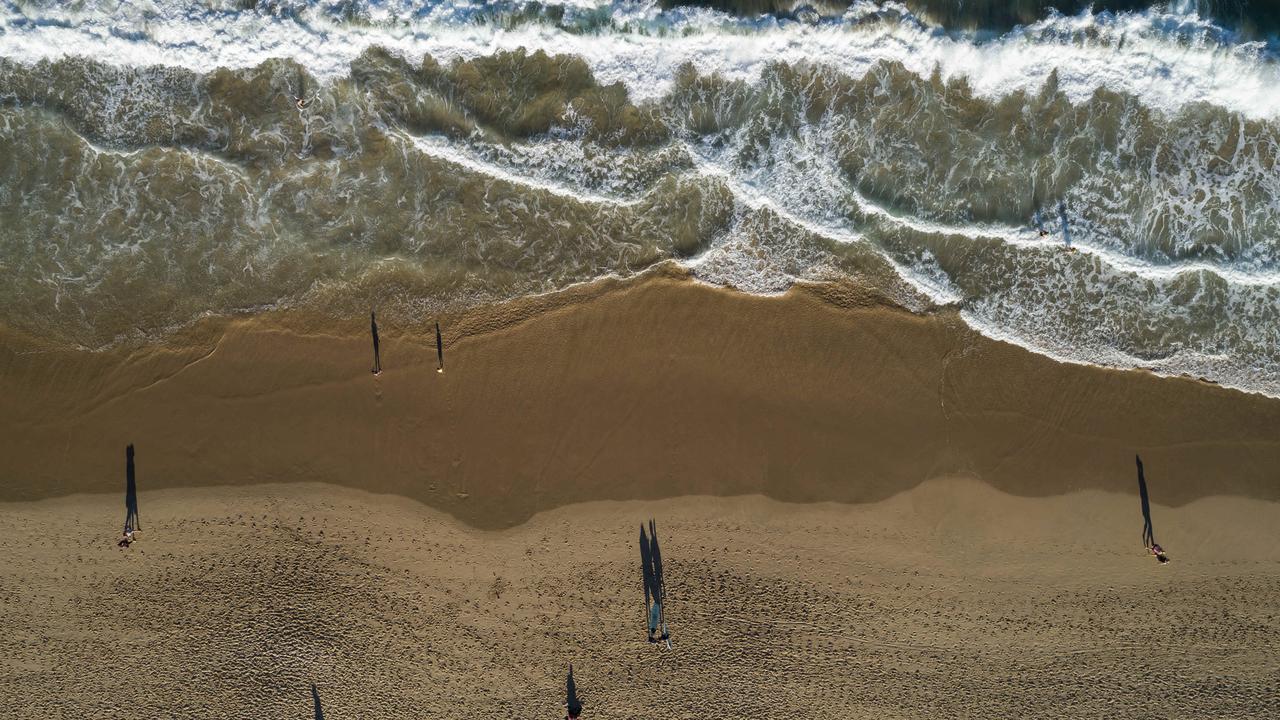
[3,2,1280,397]
[3,1,1280,118]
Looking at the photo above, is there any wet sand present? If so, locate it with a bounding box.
[2,271,1279,717]
[2,481,1278,719]
[2,270,1279,525]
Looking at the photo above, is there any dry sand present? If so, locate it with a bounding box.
[2,270,1279,717]
[2,481,1278,719]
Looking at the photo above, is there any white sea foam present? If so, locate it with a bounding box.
[2,1,1279,118]
[4,0,1280,395]
[401,131,645,206]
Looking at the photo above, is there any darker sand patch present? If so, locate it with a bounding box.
[1,273,1278,528]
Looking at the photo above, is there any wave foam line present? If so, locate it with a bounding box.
[401,132,644,207]
[958,308,1280,400]
[845,186,1280,288]
[2,2,1279,118]
[681,148,964,306]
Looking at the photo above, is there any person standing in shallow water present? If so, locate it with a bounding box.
[370,311,382,376]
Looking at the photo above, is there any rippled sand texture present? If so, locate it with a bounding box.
[2,481,1278,719]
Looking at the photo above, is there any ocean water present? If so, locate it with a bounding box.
[1,1,1279,396]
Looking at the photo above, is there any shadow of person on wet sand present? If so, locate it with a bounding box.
[435,320,444,374]
[370,311,382,375]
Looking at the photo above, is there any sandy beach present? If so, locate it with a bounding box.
[2,481,1278,718]
[2,271,1279,718]
[3,270,1279,521]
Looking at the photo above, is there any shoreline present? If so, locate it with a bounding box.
[3,271,1279,528]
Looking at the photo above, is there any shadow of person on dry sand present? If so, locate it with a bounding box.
[118,444,141,548]
[124,444,140,533]
[649,519,670,643]
[311,683,324,720]
[565,664,582,719]
[640,524,656,641]
[1136,455,1169,563]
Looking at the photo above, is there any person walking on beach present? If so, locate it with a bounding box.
[370,311,382,375]
[565,664,583,720]
[1136,455,1169,563]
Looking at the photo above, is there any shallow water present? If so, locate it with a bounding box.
[1,1,1278,396]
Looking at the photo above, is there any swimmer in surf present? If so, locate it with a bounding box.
[1033,209,1049,237]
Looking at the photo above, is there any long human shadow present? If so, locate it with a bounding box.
[649,519,668,640]
[640,524,654,637]
[435,320,444,373]
[370,311,382,375]
[124,444,140,532]
[1137,454,1155,548]
[565,664,582,719]
[311,683,324,720]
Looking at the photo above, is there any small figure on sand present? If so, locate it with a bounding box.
[371,311,382,376]
[1136,455,1169,563]
[565,664,583,720]
[435,320,444,374]
[117,528,135,549]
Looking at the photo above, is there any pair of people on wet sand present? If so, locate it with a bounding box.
[368,311,445,376]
